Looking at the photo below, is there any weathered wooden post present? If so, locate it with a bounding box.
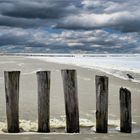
[37,71,50,132]
[120,87,132,133]
[95,75,108,133]
[61,70,79,133]
[4,71,20,133]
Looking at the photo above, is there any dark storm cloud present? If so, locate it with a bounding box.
[0,0,140,53]
[56,0,140,33]
[0,0,80,19]
[0,0,81,28]
[0,0,140,32]
[0,15,48,28]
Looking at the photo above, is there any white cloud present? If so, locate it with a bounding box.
[0,0,140,53]
[0,27,139,53]
[57,11,140,32]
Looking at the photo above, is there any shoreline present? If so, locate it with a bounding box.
[27,55,140,84]
[0,54,140,83]
[0,56,139,139]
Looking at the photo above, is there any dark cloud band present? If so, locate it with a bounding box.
[0,0,140,53]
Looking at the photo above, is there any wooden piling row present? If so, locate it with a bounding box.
[3,70,132,133]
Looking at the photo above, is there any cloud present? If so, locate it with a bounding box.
[0,0,139,33]
[56,0,140,32]
[0,0,140,53]
[0,0,79,19]
[0,27,139,53]
[0,0,81,28]
[0,15,48,28]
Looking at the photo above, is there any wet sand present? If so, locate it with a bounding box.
[0,55,140,139]
[0,133,140,140]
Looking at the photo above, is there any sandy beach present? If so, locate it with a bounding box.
[0,55,140,139]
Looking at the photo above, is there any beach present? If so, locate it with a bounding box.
[0,55,140,139]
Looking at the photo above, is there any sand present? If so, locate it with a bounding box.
[0,55,140,139]
[0,133,140,140]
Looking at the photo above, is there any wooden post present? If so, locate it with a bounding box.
[95,75,108,133]
[120,87,132,133]
[61,70,79,133]
[4,71,20,133]
[37,71,50,132]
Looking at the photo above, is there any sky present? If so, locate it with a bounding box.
[0,0,140,53]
